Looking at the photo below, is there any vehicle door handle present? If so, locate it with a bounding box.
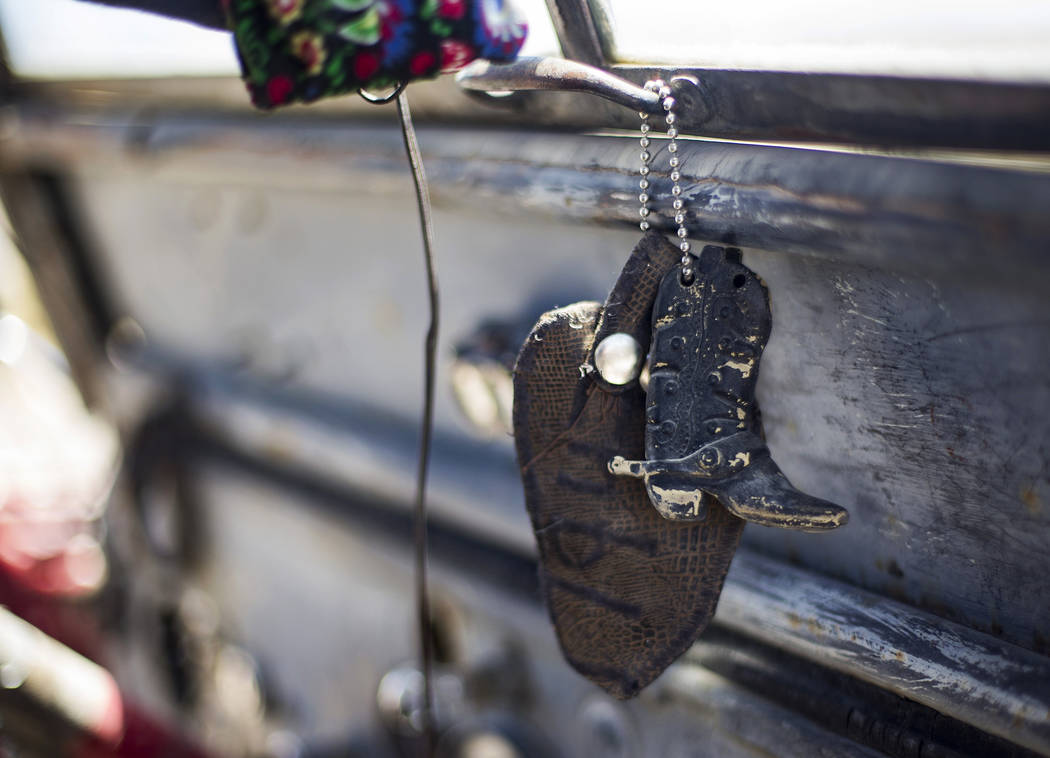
[457,56,669,113]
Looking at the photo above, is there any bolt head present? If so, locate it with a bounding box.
[595,333,643,385]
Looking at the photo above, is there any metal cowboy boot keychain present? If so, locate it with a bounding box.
[512,79,848,699]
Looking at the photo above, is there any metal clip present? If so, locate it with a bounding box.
[456,57,664,114]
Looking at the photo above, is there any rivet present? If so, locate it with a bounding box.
[595,333,643,385]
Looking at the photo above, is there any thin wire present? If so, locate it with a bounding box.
[396,90,438,758]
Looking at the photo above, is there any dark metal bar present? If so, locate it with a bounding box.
[78,0,227,29]
[657,66,1050,152]
[458,57,1050,152]
[541,0,605,65]
[0,170,116,407]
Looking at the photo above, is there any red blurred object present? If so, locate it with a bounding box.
[0,496,108,598]
[0,604,214,758]
[75,705,213,758]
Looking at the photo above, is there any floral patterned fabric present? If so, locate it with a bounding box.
[224,0,527,108]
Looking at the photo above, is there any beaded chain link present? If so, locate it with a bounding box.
[637,82,656,232]
[639,78,693,283]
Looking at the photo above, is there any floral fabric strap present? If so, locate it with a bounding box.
[224,0,527,109]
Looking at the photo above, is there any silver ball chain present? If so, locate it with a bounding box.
[637,81,657,232]
[639,78,692,283]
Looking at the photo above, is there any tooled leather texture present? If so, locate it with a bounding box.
[631,245,849,531]
[639,246,769,519]
[512,232,744,699]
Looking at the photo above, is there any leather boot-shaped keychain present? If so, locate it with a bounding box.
[608,82,848,532]
[609,244,848,530]
[512,79,848,699]
[513,231,744,699]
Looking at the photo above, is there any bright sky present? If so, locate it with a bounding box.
[0,0,240,78]
[0,0,559,79]
[597,0,1050,82]
[7,0,1047,83]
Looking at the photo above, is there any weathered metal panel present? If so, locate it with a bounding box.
[3,105,1049,752]
[12,113,1044,653]
[719,553,1050,754]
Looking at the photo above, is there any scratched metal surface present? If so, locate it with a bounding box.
[742,244,1050,656]
[31,115,1048,661]
[5,106,1050,749]
[191,462,886,757]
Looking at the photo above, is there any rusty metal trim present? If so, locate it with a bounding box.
[715,552,1050,755]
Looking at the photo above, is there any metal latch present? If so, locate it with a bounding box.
[456,57,700,116]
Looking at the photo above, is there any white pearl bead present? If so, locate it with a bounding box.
[595,333,643,385]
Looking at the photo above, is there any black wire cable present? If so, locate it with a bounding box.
[395,90,438,758]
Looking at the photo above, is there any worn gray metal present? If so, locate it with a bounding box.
[8,110,1047,652]
[6,111,1050,280]
[4,102,1049,751]
[192,459,887,757]
[716,552,1050,755]
[192,389,1050,753]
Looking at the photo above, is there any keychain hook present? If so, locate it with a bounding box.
[359,81,409,105]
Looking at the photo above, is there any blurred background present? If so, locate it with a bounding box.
[1,2,1049,758]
